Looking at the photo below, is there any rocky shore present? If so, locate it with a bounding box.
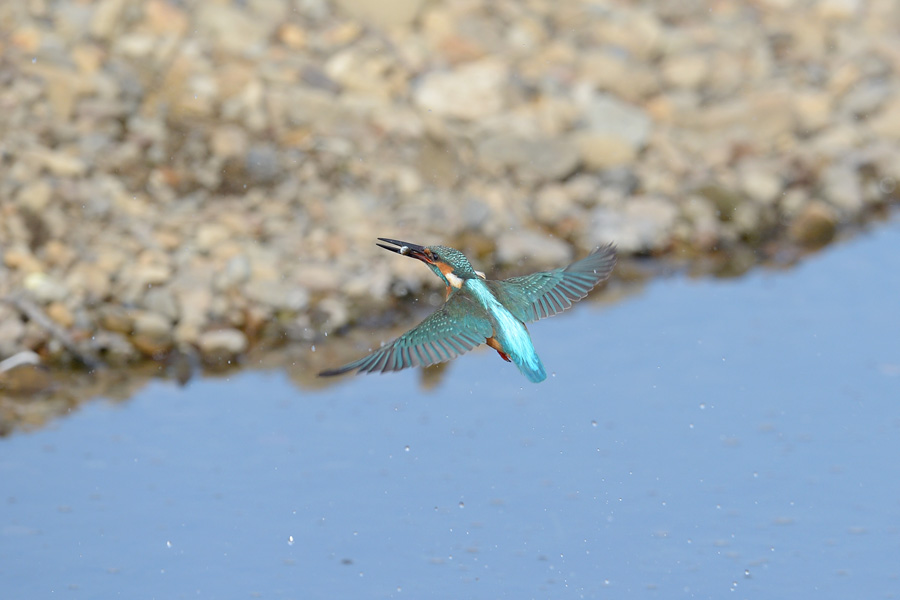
[2,0,900,414]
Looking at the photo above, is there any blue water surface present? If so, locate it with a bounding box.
[2,221,899,599]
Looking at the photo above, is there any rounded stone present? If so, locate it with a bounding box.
[23,273,68,304]
[789,202,838,247]
[197,328,248,364]
[413,59,508,121]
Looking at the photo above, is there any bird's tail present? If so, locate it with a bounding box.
[514,352,547,383]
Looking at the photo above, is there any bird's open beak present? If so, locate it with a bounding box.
[376,238,433,264]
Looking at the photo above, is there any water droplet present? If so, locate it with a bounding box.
[166,540,172,548]
[287,535,294,546]
[32,57,37,63]
[699,403,706,410]
[404,445,410,452]
[311,345,316,352]
[591,420,598,427]
[744,569,751,578]
[458,501,464,509]
[879,177,896,194]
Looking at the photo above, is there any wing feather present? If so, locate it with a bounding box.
[488,244,616,324]
[319,293,492,377]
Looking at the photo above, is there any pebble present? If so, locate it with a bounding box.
[142,287,180,322]
[245,144,281,185]
[738,162,783,206]
[130,263,173,288]
[46,302,74,329]
[98,305,134,335]
[0,308,26,358]
[587,197,679,253]
[477,134,580,183]
[130,331,174,358]
[246,281,310,312]
[821,164,863,215]
[66,264,112,303]
[334,0,425,28]
[15,180,53,212]
[576,135,640,170]
[131,311,175,356]
[23,273,68,304]
[91,330,138,364]
[579,94,653,151]
[0,352,53,395]
[413,59,508,120]
[196,224,232,253]
[869,100,900,140]
[789,202,838,247]
[133,311,172,337]
[533,185,577,225]
[26,148,88,177]
[495,231,572,268]
[175,288,213,330]
[214,254,252,291]
[196,328,248,363]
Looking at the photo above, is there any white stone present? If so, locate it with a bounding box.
[495,230,572,268]
[414,59,508,121]
[197,328,248,356]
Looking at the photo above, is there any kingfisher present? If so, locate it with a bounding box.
[319,238,616,383]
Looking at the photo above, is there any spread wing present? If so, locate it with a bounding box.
[318,293,493,376]
[488,244,616,324]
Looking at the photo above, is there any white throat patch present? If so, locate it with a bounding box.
[444,271,464,289]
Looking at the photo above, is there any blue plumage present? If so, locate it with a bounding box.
[319,239,616,383]
[464,278,547,382]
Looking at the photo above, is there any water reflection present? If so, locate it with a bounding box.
[1,220,899,599]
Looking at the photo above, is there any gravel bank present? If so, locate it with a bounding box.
[1,0,899,393]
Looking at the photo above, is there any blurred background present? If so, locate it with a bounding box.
[2,1,899,395]
[1,3,900,597]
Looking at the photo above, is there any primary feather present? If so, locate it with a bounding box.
[318,293,492,376]
[488,243,617,323]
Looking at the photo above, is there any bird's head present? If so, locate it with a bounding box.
[377,238,481,289]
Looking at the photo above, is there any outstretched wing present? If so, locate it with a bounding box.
[488,244,616,324]
[319,293,493,376]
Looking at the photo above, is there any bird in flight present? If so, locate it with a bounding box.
[319,238,616,383]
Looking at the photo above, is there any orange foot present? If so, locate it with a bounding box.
[486,336,511,362]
